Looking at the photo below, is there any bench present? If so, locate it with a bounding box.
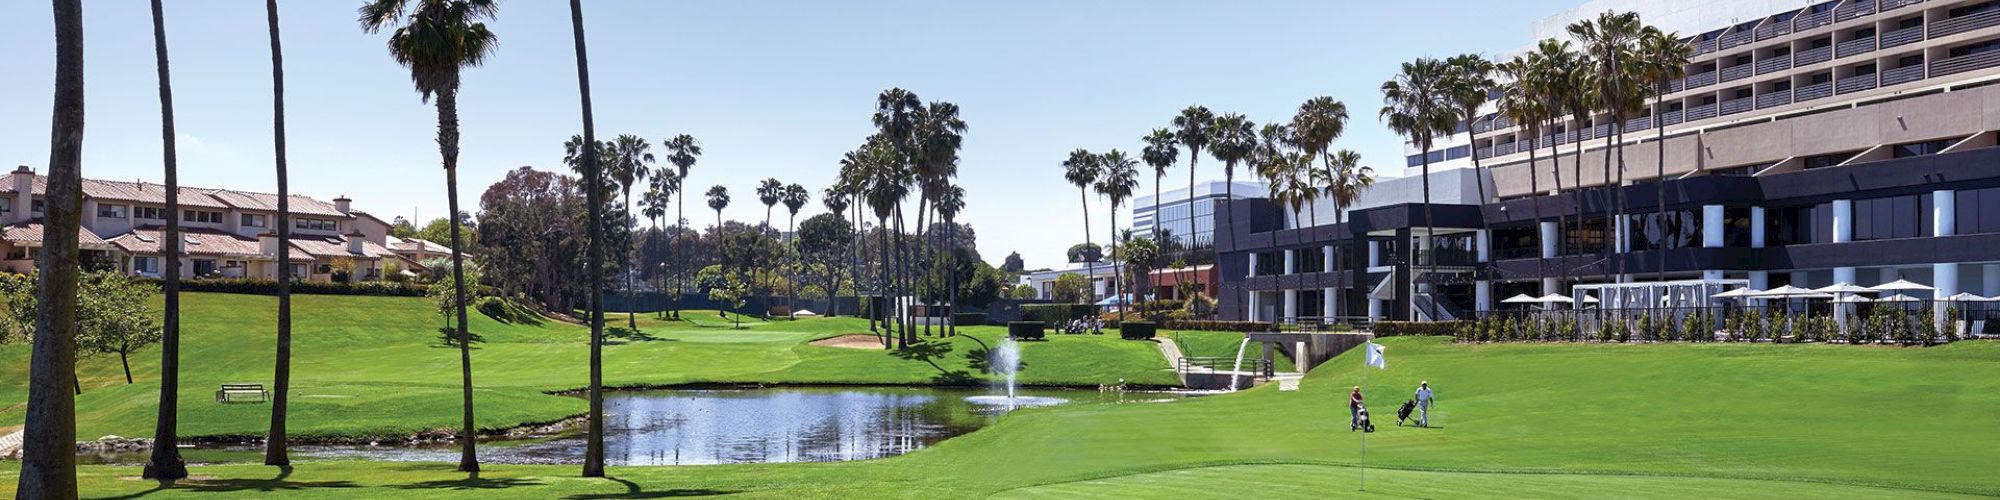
[215,383,270,404]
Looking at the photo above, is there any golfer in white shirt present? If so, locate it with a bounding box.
[1414,381,1434,427]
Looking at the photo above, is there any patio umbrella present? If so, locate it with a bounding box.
[1818,283,1877,335]
[1876,294,1921,302]
[1500,293,1539,304]
[1870,279,1934,293]
[1711,287,1763,299]
[1814,283,1877,296]
[1945,292,1996,302]
[1750,285,1832,299]
[1832,295,1875,303]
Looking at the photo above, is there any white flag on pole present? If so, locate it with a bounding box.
[1363,342,1387,369]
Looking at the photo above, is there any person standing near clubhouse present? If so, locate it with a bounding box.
[1414,381,1434,427]
[1349,386,1365,430]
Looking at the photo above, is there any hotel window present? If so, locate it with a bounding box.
[1627,209,1702,251]
[296,218,337,231]
[136,206,166,220]
[1,200,11,216]
[1892,139,1953,158]
[183,210,222,223]
[97,204,126,219]
[1561,218,1609,257]
[1954,187,2000,235]
[1851,194,1932,241]
[1768,203,1834,245]
[1251,251,1284,276]
[1294,247,1326,273]
[1493,225,1540,260]
[1802,152,1850,170]
[241,213,266,227]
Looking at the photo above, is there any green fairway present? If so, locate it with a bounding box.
[3,302,1997,498]
[0,293,1175,439]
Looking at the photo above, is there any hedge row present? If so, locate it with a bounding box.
[133,277,426,297]
[1372,321,1472,337]
[952,312,988,326]
[1021,304,1099,325]
[1160,320,1278,333]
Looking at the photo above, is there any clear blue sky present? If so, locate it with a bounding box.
[0,0,1580,269]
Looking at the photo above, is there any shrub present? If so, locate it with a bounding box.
[1915,306,1938,345]
[1006,321,1045,340]
[1373,321,1471,337]
[1021,304,1098,325]
[1120,321,1158,340]
[952,312,988,326]
[1944,306,1961,342]
[1160,320,1277,332]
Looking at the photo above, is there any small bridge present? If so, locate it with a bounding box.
[1175,331,1374,390]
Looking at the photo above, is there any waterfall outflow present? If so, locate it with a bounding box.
[1228,338,1251,391]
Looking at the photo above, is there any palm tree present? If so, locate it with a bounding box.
[935,185,965,337]
[821,187,851,316]
[1325,150,1375,319]
[1096,150,1139,325]
[1170,106,1214,302]
[757,178,783,228]
[562,0,608,477]
[912,101,966,338]
[139,0,189,485]
[1637,27,1691,283]
[1538,38,1591,288]
[1380,58,1457,320]
[358,0,497,473]
[1444,54,1497,208]
[661,134,701,318]
[609,134,653,329]
[1291,96,1348,320]
[1140,128,1179,291]
[640,186,671,318]
[1498,54,1553,293]
[706,184,731,318]
[18,1,83,496]
[1570,11,1644,279]
[1259,150,1312,322]
[1063,149,1103,323]
[1207,113,1256,319]
[781,183,809,317]
[857,141,910,347]
[262,0,297,468]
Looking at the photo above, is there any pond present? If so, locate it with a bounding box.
[80,386,1186,466]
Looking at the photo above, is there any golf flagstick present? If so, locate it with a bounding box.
[1359,341,1386,491]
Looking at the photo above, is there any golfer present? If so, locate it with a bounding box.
[1349,386,1365,431]
[1414,381,1434,427]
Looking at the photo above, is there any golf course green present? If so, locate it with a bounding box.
[2,293,1997,498]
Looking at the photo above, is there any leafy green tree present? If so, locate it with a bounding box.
[1001,252,1025,274]
[1051,273,1092,304]
[798,213,855,316]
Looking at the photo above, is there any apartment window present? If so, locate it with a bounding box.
[132,256,160,275]
[1854,27,1877,38]
[1892,139,1954,158]
[1731,54,1752,65]
[96,204,126,219]
[193,259,217,276]
[31,199,44,215]
[135,206,166,220]
[295,218,337,231]
[1809,37,1832,49]
[1896,55,1925,68]
[1896,17,1923,30]
[1955,187,2000,235]
[241,213,266,227]
[1699,62,1717,73]
[1948,1,1999,18]
[1853,63,1878,76]
[2,200,12,216]
[183,210,222,224]
[289,263,310,278]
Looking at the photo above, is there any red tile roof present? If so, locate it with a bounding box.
[1,172,347,216]
[104,227,309,261]
[3,220,114,251]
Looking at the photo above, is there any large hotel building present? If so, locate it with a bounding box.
[1169,0,2000,322]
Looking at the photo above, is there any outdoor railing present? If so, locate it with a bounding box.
[1795,10,1834,32]
[1659,109,1685,126]
[1930,9,2000,39]
[1721,64,1755,82]
[1930,49,2000,77]
[1795,81,1835,102]
[1837,73,1879,94]
[1756,90,1793,109]
[1665,78,1686,94]
[1685,70,1718,89]
[1494,141,1517,156]
[1756,56,1793,74]
[1695,38,1719,55]
[1881,0,1925,12]
[1721,97,1756,115]
[1796,45,1833,66]
[1881,64,1926,86]
[1476,146,1493,160]
[1881,25,1925,48]
[1686,103,1718,121]
[1624,115,1652,131]
[1721,30,1756,50]
[1756,22,1793,41]
[1837,36,1878,58]
[1177,356,1272,376]
[1835,0,1878,22]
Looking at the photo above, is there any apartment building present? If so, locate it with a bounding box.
[1209,0,2000,322]
[0,165,410,282]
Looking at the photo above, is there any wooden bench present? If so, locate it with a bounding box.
[215,383,269,404]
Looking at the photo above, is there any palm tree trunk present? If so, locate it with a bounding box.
[1527,128,1547,295]
[624,189,636,329]
[1224,173,1238,322]
[877,215,891,345]
[1419,153,1436,321]
[569,0,607,478]
[947,219,959,337]
[1108,201,1123,327]
[142,0,188,484]
[1152,172,1163,300]
[1601,115,1616,281]
[1569,119,1586,289]
[675,195,685,319]
[787,213,797,319]
[1079,187,1097,332]
[263,0,293,467]
[19,1,83,494]
[438,85,480,475]
[1186,154,1200,304]
[1655,91,1668,284]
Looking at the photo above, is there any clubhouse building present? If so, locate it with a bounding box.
[1182,0,2000,322]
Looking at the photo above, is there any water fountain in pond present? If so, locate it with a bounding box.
[966,338,1066,409]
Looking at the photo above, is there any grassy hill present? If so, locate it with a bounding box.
[0,292,1177,439]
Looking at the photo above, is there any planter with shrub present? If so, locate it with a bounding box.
[1007,321,1046,340]
[1120,321,1158,340]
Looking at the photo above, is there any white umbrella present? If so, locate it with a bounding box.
[1832,295,1874,303]
[1752,285,1832,299]
[1711,287,1764,299]
[1945,292,1995,302]
[1581,295,1601,304]
[1870,279,1934,293]
[1815,283,1877,295]
[1535,293,1575,304]
[1500,293,1539,304]
[1877,294,1921,302]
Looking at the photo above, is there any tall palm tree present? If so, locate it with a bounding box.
[1207,113,1257,319]
[1539,38,1592,288]
[262,0,297,468]
[1380,58,1457,320]
[1444,54,1498,209]
[933,185,965,337]
[706,184,731,319]
[1499,54,1553,293]
[857,141,910,347]
[609,134,653,329]
[562,0,608,477]
[1096,150,1139,325]
[782,183,809,317]
[913,101,966,337]
[640,186,671,318]
[757,178,783,228]
[140,0,189,484]
[1259,150,1312,321]
[1063,149,1103,326]
[1170,106,1214,302]
[1637,27,1691,283]
[1291,97,1348,319]
[1324,150,1374,321]
[358,0,497,473]
[661,134,700,318]
[1570,11,1645,279]
[821,187,851,316]
[18,1,84,496]
[1140,128,1179,293]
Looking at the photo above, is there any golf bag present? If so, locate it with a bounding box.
[1352,405,1376,433]
[1396,399,1417,426]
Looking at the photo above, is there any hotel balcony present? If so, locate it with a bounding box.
[1795,81,1835,102]
[1881,64,1927,86]
[1664,78,1685,94]
[1721,30,1756,50]
[1755,90,1793,109]
[1837,35,1878,58]
[1882,25,1926,49]
[1796,45,1834,65]
[1756,56,1793,74]
[1721,64,1755,82]
[1685,70,1718,89]
[1659,109,1685,127]
[1930,48,2000,77]
[1720,96,1756,115]
[1493,141,1516,157]
[1795,10,1833,32]
[1686,103,1719,121]
[1624,115,1652,132]
[1836,0,1879,22]
[1931,9,2000,39]
[1836,73,1880,93]
[1881,0,1927,12]
[1695,38,1719,55]
[1756,22,1793,42]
